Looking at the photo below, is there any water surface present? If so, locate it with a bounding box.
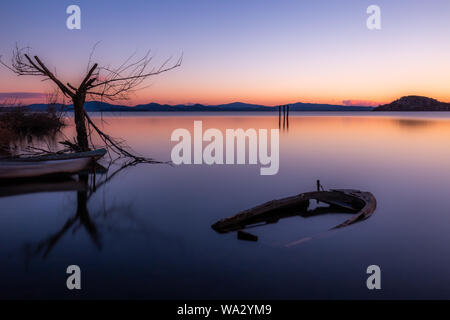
[1,112,450,299]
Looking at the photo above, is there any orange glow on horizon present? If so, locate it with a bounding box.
[5,88,450,107]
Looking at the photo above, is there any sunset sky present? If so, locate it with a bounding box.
[1,0,450,106]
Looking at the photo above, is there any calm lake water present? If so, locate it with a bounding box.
[2,111,450,299]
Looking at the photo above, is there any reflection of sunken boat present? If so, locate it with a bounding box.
[0,149,106,179]
[212,189,376,238]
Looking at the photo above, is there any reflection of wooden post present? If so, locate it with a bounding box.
[286,104,289,129]
[283,105,286,129]
[77,173,101,249]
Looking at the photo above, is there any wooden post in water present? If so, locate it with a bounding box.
[278,105,281,128]
[316,179,321,204]
[283,105,286,129]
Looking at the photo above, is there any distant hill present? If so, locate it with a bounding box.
[375,96,450,111]
[17,101,373,112]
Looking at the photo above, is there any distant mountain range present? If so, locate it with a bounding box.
[4,96,450,112]
[19,101,373,112]
[374,96,450,111]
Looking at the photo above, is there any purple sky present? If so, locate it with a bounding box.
[1,0,450,106]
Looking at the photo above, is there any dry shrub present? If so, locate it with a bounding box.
[0,107,65,155]
[0,107,65,135]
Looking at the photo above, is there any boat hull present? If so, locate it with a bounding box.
[212,189,377,233]
[0,158,95,179]
[0,148,107,179]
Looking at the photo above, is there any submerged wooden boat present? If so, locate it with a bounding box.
[0,149,106,179]
[212,189,376,237]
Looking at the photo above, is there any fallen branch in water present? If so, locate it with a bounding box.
[83,110,163,164]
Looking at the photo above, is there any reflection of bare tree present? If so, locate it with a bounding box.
[26,174,100,260]
[87,159,144,199]
[24,161,151,261]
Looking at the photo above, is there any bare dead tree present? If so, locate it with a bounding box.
[1,45,182,159]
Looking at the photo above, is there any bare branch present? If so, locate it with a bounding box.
[67,83,78,91]
[32,55,75,98]
[86,51,182,101]
[79,63,98,90]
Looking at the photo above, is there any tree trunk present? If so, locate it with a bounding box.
[72,94,89,151]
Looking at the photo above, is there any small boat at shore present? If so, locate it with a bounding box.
[0,149,106,179]
[212,188,376,241]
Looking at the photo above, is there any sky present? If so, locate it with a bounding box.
[1,0,450,106]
